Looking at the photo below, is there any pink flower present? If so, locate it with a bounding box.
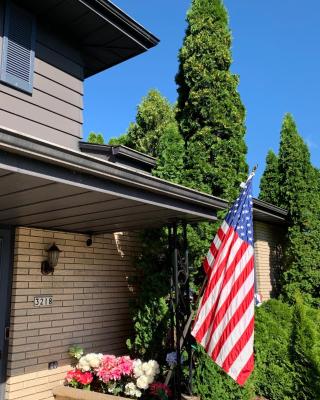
[109,366,122,381]
[118,356,134,375]
[102,355,117,368]
[96,355,134,383]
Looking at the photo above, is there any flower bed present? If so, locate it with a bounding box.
[63,347,171,400]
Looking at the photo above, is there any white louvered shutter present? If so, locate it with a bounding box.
[0,1,36,93]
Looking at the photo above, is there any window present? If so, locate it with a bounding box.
[0,1,36,94]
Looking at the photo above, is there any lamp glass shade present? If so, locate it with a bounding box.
[47,243,61,267]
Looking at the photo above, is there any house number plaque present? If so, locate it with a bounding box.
[34,296,53,307]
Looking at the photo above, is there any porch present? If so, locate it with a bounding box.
[0,127,287,400]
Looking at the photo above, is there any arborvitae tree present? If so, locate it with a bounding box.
[87,132,104,144]
[176,0,248,201]
[174,1,252,396]
[109,89,178,159]
[277,114,320,305]
[152,122,185,183]
[108,134,127,146]
[259,150,280,205]
[122,91,185,360]
[292,294,320,399]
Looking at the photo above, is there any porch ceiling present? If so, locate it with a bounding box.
[0,129,227,234]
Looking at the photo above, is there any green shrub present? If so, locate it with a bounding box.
[192,345,254,400]
[292,295,320,399]
[254,299,296,400]
[126,229,171,361]
[254,298,320,400]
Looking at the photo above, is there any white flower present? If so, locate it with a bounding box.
[146,374,154,384]
[147,360,160,375]
[133,359,143,378]
[125,382,142,398]
[125,382,137,396]
[142,362,153,376]
[86,353,102,368]
[135,389,142,398]
[77,353,102,371]
[77,356,90,372]
[136,375,149,390]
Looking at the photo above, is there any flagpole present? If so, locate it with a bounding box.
[164,165,257,387]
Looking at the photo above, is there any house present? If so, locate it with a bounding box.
[0,1,287,399]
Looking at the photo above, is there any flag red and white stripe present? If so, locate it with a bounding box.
[192,177,255,385]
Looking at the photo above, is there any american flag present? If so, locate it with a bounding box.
[191,175,255,385]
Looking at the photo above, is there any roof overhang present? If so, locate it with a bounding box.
[252,198,288,225]
[17,0,159,77]
[0,128,227,234]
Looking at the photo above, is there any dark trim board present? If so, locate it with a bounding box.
[0,129,287,234]
[14,0,159,77]
[0,150,218,220]
[0,226,14,400]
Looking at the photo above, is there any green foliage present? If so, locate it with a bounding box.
[152,122,185,184]
[192,298,320,400]
[254,300,296,400]
[277,114,320,305]
[291,294,320,399]
[126,229,171,360]
[193,345,254,400]
[127,90,175,157]
[122,91,185,362]
[176,0,248,201]
[114,89,178,158]
[87,132,105,144]
[259,114,320,305]
[253,297,320,400]
[108,134,128,146]
[259,150,280,205]
[278,114,315,218]
[68,344,84,360]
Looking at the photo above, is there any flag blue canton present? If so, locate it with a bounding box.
[225,179,254,246]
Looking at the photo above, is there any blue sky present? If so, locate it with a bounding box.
[83,1,320,195]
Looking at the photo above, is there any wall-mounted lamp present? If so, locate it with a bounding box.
[41,243,61,275]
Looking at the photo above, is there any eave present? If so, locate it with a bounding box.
[0,127,226,234]
[16,0,159,77]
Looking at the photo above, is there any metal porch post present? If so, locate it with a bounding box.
[173,222,182,400]
[183,222,193,396]
[168,221,193,400]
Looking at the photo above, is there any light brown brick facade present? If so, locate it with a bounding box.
[6,227,140,400]
[254,221,284,301]
[5,222,284,399]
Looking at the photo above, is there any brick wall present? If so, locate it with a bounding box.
[6,227,140,400]
[254,221,285,301]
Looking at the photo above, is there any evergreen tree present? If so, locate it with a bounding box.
[176,0,248,201]
[108,134,127,146]
[87,132,104,144]
[122,91,185,360]
[152,122,185,184]
[277,114,320,305]
[174,1,252,396]
[292,294,320,399]
[110,89,178,159]
[259,150,280,205]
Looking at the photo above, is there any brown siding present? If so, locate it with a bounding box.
[0,3,83,150]
[254,221,284,301]
[6,228,140,400]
